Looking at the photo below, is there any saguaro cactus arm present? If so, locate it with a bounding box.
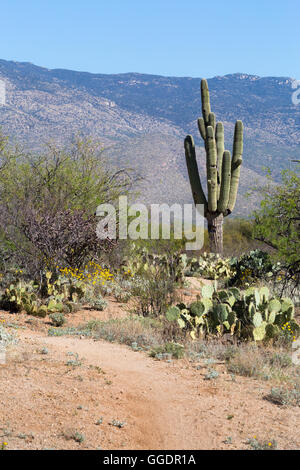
[201,79,211,125]
[217,150,231,214]
[208,112,216,132]
[184,135,208,213]
[206,126,218,212]
[216,122,224,188]
[227,120,243,213]
[198,118,206,140]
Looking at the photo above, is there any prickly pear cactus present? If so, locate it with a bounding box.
[185,252,234,279]
[0,282,38,313]
[166,284,299,343]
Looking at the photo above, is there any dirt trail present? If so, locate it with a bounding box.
[1,327,299,450]
[14,329,215,449]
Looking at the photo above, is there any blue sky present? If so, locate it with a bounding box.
[1,0,299,78]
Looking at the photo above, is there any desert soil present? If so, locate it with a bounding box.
[0,287,299,450]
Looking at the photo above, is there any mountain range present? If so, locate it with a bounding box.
[0,59,299,216]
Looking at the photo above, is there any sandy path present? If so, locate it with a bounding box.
[18,330,207,449]
[1,328,297,450]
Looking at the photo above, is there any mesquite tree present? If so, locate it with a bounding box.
[184,79,243,254]
[0,136,137,275]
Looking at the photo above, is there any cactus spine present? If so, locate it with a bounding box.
[184,79,243,254]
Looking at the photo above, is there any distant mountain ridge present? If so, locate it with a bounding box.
[0,59,299,215]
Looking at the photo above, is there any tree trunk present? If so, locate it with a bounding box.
[207,212,223,255]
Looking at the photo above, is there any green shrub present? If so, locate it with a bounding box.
[91,296,108,311]
[63,429,85,443]
[265,386,300,407]
[150,342,185,359]
[252,168,300,292]
[204,368,219,380]
[246,437,277,450]
[113,286,131,303]
[49,312,66,327]
[118,245,186,317]
[229,249,277,286]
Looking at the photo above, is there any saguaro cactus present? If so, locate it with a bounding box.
[184,79,243,254]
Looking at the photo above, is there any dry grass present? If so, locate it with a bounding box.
[186,338,300,390]
[83,316,165,349]
[225,344,300,385]
[264,386,300,407]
